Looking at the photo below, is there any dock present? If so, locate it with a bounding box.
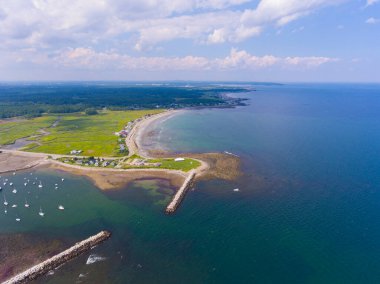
[3,231,111,284]
[165,170,196,214]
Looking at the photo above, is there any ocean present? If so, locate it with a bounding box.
[1,83,380,283]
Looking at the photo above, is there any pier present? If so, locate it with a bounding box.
[166,171,196,214]
[3,231,111,284]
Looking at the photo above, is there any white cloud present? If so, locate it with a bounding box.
[241,0,345,27]
[50,47,338,71]
[366,0,379,6]
[0,0,349,51]
[366,17,380,24]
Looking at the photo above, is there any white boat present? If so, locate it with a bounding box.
[58,205,65,210]
[3,197,8,206]
[39,207,45,217]
[13,172,16,175]
[9,182,13,186]
[233,188,240,192]
[24,183,27,186]
[61,178,65,181]
[12,189,17,194]
[15,218,21,222]
[55,186,58,190]
[25,199,30,208]
[4,208,7,214]
[38,181,43,188]
[12,204,17,208]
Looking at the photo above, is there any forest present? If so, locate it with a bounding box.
[0,83,250,118]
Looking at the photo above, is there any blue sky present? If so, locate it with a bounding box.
[0,0,379,82]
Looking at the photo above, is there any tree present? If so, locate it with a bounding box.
[85,108,98,115]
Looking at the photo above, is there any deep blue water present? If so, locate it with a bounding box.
[142,83,380,283]
[2,83,380,283]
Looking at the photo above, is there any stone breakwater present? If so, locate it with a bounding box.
[2,231,111,284]
[165,171,195,214]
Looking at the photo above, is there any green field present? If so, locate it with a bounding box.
[122,155,201,172]
[1,110,163,156]
[0,116,57,145]
[148,158,201,172]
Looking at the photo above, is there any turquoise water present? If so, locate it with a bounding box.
[2,83,380,283]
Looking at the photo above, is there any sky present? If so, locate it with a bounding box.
[0,0,379,82]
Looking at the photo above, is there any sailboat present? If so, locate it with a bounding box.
[3,196,8,206]
[38,181,43,188]
[12,189,17,194]
[58,205,65,210]
[24,199,30,208]
[11,204,17,208]
[39,207,45,217]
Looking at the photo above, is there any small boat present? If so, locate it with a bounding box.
[33,182,36,185]
[16,218,21,222]
[0,187,2,191]
[38,182,43,188]
[9,182,13,186]
[61,178,65,182]
[39,207,45,217]
[12,189,17,194]
[24,183,27,186]
[12,204,17,208]
[3,197,8,206]
[13,172,16,175]
[4,208,7,214]
[58,205,65,210]
[233,188,240,192]
[55,186,58,190]
[25,199,30,208]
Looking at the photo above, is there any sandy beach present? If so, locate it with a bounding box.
[0,109,240,190]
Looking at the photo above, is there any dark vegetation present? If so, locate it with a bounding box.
[85,108,98,115]
[0,82,250,118]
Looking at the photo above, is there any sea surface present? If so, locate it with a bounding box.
[2,83,380,283]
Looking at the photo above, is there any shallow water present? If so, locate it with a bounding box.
[2,83,380,283]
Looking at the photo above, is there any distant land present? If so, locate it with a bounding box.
[0,82,259,119]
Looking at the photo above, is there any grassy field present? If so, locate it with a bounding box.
[1,110,163,156]
[149,158,201,172]
[122,155,201,172]
[0,116,57,145]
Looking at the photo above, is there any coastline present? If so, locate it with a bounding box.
[0,108,240,190]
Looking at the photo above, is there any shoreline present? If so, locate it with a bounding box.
[0,110,207,191]
[0,108,239,190]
